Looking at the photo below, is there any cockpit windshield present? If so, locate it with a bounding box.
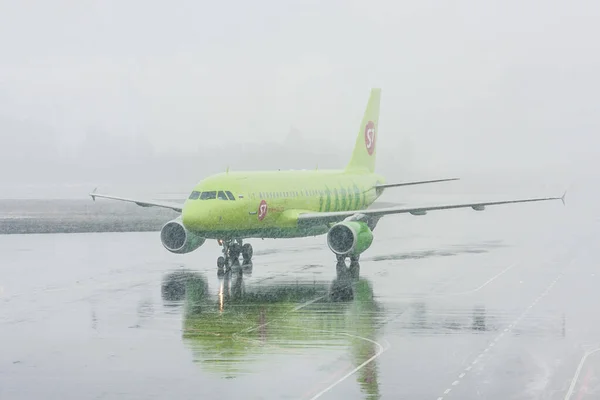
[188,190,236,200]
[200,191,217,200]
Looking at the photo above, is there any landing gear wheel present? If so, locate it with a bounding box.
[229,243,242,261]
[217,256,226,269]
[242,243,253,262]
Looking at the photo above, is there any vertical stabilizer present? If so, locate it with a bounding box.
[345,88,381,173]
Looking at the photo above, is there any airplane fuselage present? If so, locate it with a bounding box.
[181,169,386,239]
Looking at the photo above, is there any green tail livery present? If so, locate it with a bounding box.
[90,88,566,271]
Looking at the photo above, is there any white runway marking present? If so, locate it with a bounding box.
[306,329,386,400]
[434,269,566,400]
[433,236,594,400]
[564,347,600,400]
[418,262,520,300]
[466,262,519,294]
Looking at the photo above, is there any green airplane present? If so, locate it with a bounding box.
[90,88,566,270]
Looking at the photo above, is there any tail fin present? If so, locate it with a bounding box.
[345,88,381,173]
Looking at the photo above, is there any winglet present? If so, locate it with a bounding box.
[561,190,567,206]
[90,187,98,202]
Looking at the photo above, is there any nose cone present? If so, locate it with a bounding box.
[182,199,241,232]
[182,201,212,231]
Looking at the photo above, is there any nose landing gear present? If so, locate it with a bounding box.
[217,239,253,272]
[335,254,360,280]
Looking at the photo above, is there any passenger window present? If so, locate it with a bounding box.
[200,191,217,200]
[217,191,228,200]
[188,191,200,200]
[225,191,235,200]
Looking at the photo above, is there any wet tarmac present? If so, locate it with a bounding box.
[1,195,599,399]
[0,199,180,234]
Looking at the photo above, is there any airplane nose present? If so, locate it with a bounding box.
[182,201,219,231]
[182,202,205,230]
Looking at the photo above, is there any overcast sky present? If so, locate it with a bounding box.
[0,0,598,183]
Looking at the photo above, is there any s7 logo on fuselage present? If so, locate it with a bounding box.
[258,200,268,220]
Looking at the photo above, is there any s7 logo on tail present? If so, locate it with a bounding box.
[364,121,376,155]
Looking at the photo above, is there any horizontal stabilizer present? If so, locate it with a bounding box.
[375,177,459,189]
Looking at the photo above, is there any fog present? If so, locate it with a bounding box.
[0,0,598,198]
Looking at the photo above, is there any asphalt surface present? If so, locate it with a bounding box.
[1,192,598,400]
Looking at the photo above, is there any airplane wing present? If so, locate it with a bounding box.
[367,201,405,209]
[374,177,459,189]
[298,192,566,227]
[89,189,183,213]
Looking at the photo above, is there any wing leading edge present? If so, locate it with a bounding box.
[89,189,183,212]
[298,192,566,227]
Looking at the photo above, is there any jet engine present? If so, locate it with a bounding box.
[160,217,206,254]
[326,220,373,256]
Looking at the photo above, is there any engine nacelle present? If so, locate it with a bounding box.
[160,218,206,254]
[326,220,374,256]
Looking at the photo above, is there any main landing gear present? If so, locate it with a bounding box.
[217,239,253,271]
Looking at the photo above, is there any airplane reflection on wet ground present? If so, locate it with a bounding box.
[159,260,566,399]
[162,263,383,398]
